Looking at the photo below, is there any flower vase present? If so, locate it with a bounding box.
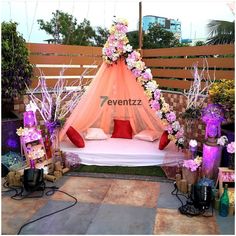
[182,167,198,185]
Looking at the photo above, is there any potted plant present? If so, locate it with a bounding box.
[209,79,235,131]
[1,21,33,154]
[209,79,235,166]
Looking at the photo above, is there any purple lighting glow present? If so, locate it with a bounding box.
[202,144,222,179]
[6,138,18,149]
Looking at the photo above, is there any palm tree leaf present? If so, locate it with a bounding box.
[206,20,235,44]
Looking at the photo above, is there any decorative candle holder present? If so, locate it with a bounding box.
[189,145,197,159]
[189,139,198,159]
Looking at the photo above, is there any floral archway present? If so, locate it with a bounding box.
[102,18,184,148]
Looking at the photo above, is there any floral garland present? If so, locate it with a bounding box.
[102,18,185,148]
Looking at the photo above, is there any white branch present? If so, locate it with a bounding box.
[184,58,215,111]
[26,63,96,124]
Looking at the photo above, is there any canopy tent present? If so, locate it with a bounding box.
[59,59,165,140]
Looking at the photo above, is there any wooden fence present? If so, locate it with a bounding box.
[142,44,235,90]
[27,43,103,88]
[27,43,234,90]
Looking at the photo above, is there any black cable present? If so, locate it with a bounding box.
[2,179,24,198]
[171,182,188,206]
[171,182,213,217]
[17,188,78,235]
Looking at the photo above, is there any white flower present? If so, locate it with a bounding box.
[189,139,198,148]
[123,44,132,52]
[156,110,163,119]
[145,81,157,92]
[171,121,180,132]
[217,136,228,146]
[134,61,145,70]
[26,101,38,112]
[178,137,185,144]
[126,59,135,69]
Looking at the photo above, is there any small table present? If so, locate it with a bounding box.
[215,167,235,196]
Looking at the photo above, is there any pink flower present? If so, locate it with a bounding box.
[167,124,173,134]
[227,142,235,154]
[150,100,160,110]
[166,112,176,123]
[141,68,152,80]
[132,68,142,77]
[128,51,140,61]
[117,40,124,50]
[175,127,184,139]
[154,89,161,100]
[183,159,199,172]
[116,23,128,33]
[108,35,116,42]
[105,47,115,57]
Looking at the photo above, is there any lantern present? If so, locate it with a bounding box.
[201,104,225,145]
[23,111,37,128]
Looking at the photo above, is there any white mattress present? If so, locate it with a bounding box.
[60,138,185,167]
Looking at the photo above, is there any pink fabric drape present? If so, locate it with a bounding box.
[59,59,165,141]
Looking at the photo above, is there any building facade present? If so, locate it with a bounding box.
[143,15,181,41]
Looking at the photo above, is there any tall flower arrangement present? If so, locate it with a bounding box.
[102,18,185,148]
[26,67,94,144]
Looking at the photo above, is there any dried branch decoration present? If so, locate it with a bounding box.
[183,58,216,119]
[26,65,97,124]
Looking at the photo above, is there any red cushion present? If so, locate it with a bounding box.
[111,119,133,139]
[66,126,85,148]
[159,131,170,150]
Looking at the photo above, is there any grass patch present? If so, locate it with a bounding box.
[72,165,166,177]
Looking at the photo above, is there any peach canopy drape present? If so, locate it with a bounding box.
[59,59,165,141]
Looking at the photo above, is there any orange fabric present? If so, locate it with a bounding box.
[59,59,165,141]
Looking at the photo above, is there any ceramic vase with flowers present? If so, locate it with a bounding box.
[182,156,202,185]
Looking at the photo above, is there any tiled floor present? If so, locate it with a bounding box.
[1,175,235,235]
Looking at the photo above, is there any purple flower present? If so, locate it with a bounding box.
[128,51,140,61]
[150,100,160,110]
[166,112,176,123]
[108,35,115,42]
[132,68,142,77]
[154,89,161,100]
[201,103,225,124]
[175,127,184,139]
[116,23,128,33]
[183,160,199,172]
[141,68,152,80]
[167,124,173,134]
[105,47,115,57]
